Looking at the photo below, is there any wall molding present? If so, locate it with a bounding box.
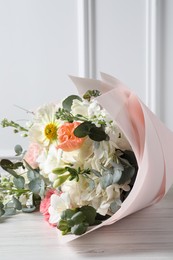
[77,0,96,78]
[145,0,163,117]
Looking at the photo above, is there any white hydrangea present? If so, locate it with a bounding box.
[61,175,121,216]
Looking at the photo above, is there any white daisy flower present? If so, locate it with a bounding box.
[28,103,59,147]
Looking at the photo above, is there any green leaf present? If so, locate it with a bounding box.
[52,167,68,175]
[0,202,4,209]
[120,150,138,167]
[53,173,70,188]
[12,197,22,210]
[71,211,86,224]
[74,121,92,138]
[14,144,23,156]
[27,170,40,181]
[58,219,68,231]
[13,161,24,169]
[13,176,25,189]
[0,159,14,169]
[61,209,76,220]
[80,206,96,225]
[83,90,101,101]
[0,208,5,217]
[118,166,135,185]
[28,178,44,194]
[22,206,36,213]
[32,194,41,208]
[89,126,109,142]
[4,207,16,216]
[71,223,88,235]
[62,95,82,112]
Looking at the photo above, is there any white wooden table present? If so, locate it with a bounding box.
[0,187,173,260]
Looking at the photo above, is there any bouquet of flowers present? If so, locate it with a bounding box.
[0,73,173,242]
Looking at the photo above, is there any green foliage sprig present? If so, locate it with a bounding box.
[83,90,101,101]
[1,118,28,137]
[58,206,101,235]
[56,92,109,142]
[0,146,48,219]
[52,166,91,188]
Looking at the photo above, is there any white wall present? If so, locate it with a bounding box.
[0,0,173,156]
[0,0,79,156]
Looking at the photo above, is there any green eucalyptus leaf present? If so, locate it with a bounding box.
[0,208,5,217]
[118,166,135,185]
[120,150,138,167]
[89,126,109,142]
[58,219,68,231]
[13,162,24,169]
[61,209,76,220]
[39,179,45,198]
[71,223,88,235]
[80,206,96,225]
[67,219,75,227]
[12,197,22,210]
[22,206,36,213]
[32,194,41,208]
[0,202,4,209]
[13,176,25,189]
[0,159,14,169]
[74,121,92,138]
[28,178,44,194]
[27,170,40,181]
[4,207,16,216]
[62,95,82,112]
[71,211,86,224]
[14,144,23,156]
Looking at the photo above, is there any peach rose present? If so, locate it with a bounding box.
[24,142,41,169]
[57,122,85,152]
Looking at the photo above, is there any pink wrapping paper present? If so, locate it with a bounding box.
[57,73,173,243]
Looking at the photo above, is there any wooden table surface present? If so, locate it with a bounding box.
[0,187,173,260]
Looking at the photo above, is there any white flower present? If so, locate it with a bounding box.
[84,140,116,172]
[28,103,59,147]
[71,99,89,117]
[88,100,101,118]
[48,193,70,224]
[61,174,121,216]
[61,137,93,169]
[37,145,64,182]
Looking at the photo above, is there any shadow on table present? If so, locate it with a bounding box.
[68,197,173,258]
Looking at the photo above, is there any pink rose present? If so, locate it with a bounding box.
[24,143,41,169]
[40,189,58,226]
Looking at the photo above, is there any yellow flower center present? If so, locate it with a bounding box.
[44,123,57,141]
